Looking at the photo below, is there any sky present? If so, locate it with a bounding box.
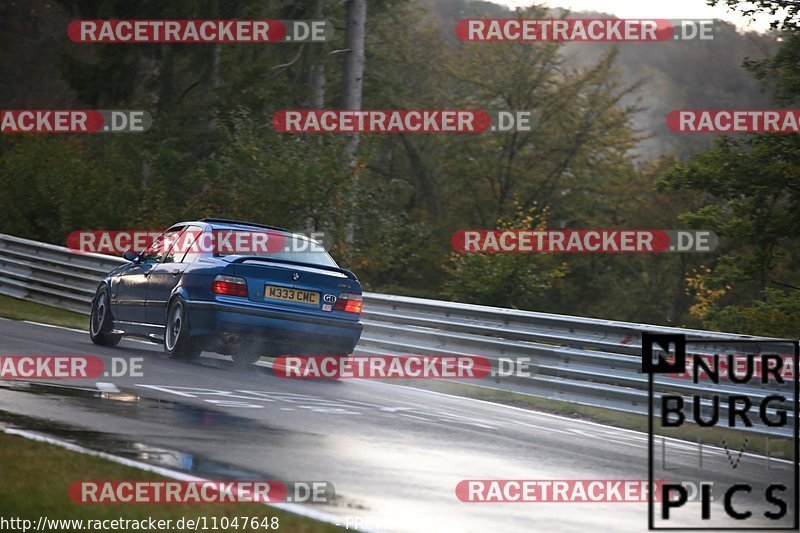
[491,0,779,32]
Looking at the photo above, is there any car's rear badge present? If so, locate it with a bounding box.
[323,294,337,303]
[292,272,300,281]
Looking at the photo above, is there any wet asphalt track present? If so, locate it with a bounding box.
[0,317,796,532]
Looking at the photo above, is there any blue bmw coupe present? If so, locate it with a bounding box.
[89,219,364,363]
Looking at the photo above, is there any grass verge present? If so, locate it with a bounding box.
[0,431,341,532]
[0,294,88,330]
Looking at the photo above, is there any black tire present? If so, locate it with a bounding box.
[164,299,200,360]
[89,286,122,346]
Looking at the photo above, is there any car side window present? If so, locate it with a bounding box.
[178,226,205,263]
[142,227,184,264]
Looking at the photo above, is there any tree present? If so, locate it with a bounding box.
[662,3,800,333]
[341,0,367,166]
[708,0,799,30]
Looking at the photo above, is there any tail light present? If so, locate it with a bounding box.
[334,293,363,314]
[212,275,248,297]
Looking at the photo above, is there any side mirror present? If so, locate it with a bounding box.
[123,249,141,263]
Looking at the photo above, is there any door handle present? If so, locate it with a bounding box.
[170,269,181,276]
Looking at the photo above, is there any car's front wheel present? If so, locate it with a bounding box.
[89,286,122,346]
[164,299,200,361]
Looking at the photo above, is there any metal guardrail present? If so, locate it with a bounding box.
[0,232,794,437]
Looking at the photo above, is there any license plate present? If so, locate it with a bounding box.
[264,285,319,305]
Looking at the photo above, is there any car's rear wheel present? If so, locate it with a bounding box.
[165,300,200,360]
[89,286,122,346]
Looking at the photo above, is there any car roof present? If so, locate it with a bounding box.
[197,218,289,232]
[169,219,318,243]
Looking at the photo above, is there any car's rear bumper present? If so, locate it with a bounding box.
[184,298,363,355]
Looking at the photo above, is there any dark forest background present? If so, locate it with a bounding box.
[1,0,798,335]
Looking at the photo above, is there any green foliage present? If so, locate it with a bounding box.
[443,207,566,308]
[708,0,800,30]
[663,134,800,290]
[702,288,800,337]
[662,2,800,331]
[744,32,800,104]
[1,0,795,330]
[0,135,139,241]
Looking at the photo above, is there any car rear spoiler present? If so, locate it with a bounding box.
[230,256,358,281]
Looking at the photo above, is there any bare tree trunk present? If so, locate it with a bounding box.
[309,0,326,109]
[340,0,366,244]
[341,0,366,110]
[341,0,366,164]
[206,43,221,132]
[310,64,326,109]
[303,0,327,236]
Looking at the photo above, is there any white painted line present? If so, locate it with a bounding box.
[20,320,86,334]
[508,420,577,437]
[3,427,359,530]
[18,319,160,346]
[398,413,432,422]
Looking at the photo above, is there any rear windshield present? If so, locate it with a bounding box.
[212,229,338,268]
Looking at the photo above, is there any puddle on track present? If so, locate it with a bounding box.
[0,381,353,509]
[0,380,277,430]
